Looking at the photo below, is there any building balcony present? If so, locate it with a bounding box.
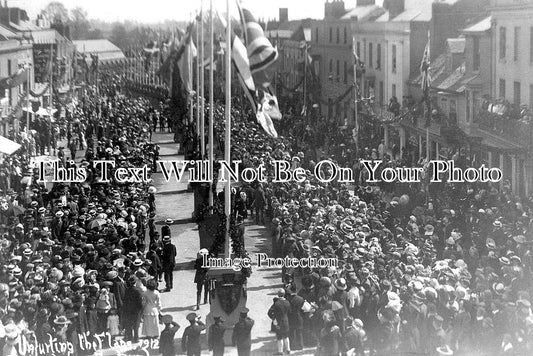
[475,109,532,145]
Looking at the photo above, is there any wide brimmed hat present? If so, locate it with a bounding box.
[53,315,71,325]
[436,345,454,355]
[334,278,347,291]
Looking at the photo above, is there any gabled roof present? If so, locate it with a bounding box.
[73,39,125,63]
[341,5,385,21]
[8,20,40,32]
[30,29,67,44]
[0,24,18,39]
[73,39,122,54]
[463,16,491,33]
[391,8,431,22]
[389,0,433,22]
[447,38,465,54]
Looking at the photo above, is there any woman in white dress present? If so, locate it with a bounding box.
[142,278,162,338]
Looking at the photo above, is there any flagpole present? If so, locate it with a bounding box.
[189,14,194,129]
[200,0,205,159]
[224,0,231,258]
[303,43,307,117]
[352,33,359,157]
[49,42,53,123]
[196,13,201,140]
[208,0,214,207]
[26,64,30,135]
[425,30,430,161]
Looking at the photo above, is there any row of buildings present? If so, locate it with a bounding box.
[267,0,533,197]
[0,3,125,139]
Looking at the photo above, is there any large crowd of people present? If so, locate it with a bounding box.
[219,101,533,355]
[0,84,180,355]
[1,66,533,356]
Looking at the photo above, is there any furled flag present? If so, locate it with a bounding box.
[420,31,431,127]
[176,25,197,95]
[90,54,99,73]
[237,0,279,88]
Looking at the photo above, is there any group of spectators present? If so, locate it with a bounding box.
[209,98,533,355]
[0,84,179,355]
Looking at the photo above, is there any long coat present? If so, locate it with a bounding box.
[232,317,254,356]
[208,323,225,356]
[268,297,291,336]
[122,286,143,327]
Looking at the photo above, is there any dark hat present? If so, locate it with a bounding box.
[162,314,173,324]
[186,312,198,321]
[240,307,249,316]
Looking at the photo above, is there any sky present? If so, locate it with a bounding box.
[6,0,382,23]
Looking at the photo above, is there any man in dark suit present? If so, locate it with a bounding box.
[182,312,206,356]
[208,316,225,356]
[232,308,254,356]
[194,249,210,310]
[161,219,172,238]
[161,235,176,291]
[122,277,143,342]
[287,285,305,351]
[268,289,291,355]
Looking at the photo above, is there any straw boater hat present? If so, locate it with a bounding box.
[334,278,347,291]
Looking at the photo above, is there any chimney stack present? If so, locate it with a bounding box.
[357,0,375,6]
[383,0,405,19]
[279,8,288,23]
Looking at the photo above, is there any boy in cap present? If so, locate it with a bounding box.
[232,307,254,356]
[182,312,205,356]
[159,314,180,356]
[208,315,225,356]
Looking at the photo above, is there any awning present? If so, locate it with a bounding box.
[0,135,21,155]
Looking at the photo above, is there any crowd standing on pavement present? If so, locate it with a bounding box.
[0,82,181,355]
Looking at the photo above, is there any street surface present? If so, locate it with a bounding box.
[152,132,311,355]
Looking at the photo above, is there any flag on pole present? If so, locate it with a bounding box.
[420,31,431,127]
[158,24,196,95]
[217,7,279,138]
[177,29,197,95]
[236,0,278,88]
[420,32,431,95]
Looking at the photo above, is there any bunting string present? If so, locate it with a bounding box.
[319,84,355,106]
[277,76,304,92]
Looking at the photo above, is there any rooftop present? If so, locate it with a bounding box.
[463,16,492,33]
[341,5,386,20]
[30,29,68,45]
[74,39,125,63]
